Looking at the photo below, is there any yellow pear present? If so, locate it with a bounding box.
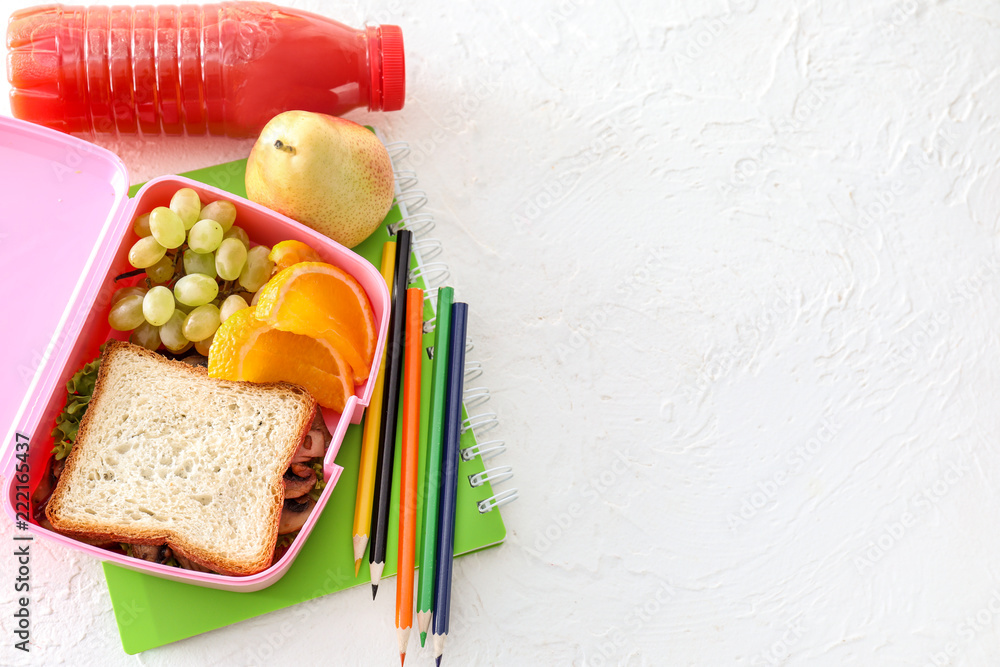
[245,111,395,248]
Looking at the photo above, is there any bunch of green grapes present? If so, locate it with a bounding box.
[109,188,274,355]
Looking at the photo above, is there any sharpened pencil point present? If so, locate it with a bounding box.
[433,633,446,663]
[416,611,432,643]
[369,560,385,600]
[397,626,411,657]
[353,534,369,567]
[435,657,441,667]
[354,558,361,577]
[370,560,385,589]
[400,653,406,666]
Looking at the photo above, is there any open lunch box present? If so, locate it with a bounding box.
[0,115,391,591]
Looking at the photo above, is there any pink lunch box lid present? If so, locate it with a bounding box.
[0,115,129,448]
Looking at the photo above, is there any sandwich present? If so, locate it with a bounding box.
[45,341,317,576]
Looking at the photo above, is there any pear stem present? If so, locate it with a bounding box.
[273,140,296,155]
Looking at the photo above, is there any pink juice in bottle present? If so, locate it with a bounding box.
[7,2,405,137]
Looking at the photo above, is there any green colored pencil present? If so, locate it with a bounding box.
[415,286,454,647]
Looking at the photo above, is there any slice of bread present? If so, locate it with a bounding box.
[46,341,317,576]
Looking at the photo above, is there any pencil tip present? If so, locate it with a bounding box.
[433,632,446,662]
[352,534,368,566]
[435,656,442,667]
[400,653,406,666]
[419,632,426,647]
[416,611,432,638]
[371,584,378,599]
[369,560,385,590]
[354,559,361,577]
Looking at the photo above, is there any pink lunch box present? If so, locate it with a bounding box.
[0,115,390,591]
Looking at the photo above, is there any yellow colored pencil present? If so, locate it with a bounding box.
[352,241,396,575]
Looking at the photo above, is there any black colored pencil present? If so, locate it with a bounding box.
[369,229,412,598]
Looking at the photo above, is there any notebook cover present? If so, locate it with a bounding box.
[102,159,507,654]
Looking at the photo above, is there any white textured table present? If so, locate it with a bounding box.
[6,0,1000,665]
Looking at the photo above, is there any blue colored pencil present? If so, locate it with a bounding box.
[431,302,468,666]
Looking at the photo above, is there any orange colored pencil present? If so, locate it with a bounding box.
[396,287,424,664]
[352,242,396,575]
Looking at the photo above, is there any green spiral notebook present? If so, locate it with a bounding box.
[102,157,509,655]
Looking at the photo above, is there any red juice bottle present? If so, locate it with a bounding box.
[6,2,405,137]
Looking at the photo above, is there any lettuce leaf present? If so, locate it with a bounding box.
[308,460,327,501]
[50,347,105,460]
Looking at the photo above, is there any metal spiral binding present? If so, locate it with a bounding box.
[463,386,491,410]
[385,141,410,162]
[394,189,428,213]
[462,439,506,461]
[413,238,443,262]
[462,412,499,437]
[422,287,442,307]
[478,488,519,514]
[393,169,419,191]
[408,261,451,287]
[392,212,436,237]
[469,466,514,488]
[383,134,518,515]
[464,361,483,383]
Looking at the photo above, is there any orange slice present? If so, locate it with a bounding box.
[269,239,324,273]
[254,262,376,384]
[208,307,355,412]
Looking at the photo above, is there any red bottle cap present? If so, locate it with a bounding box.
[379,25,405,111]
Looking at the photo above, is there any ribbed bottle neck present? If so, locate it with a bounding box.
[366,25,384,112]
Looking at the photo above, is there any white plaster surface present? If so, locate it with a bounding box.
[4,0,1000,665]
